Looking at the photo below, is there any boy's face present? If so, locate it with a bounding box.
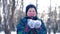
[27,8,37,17]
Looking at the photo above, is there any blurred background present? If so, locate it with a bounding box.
[0,0,60,34]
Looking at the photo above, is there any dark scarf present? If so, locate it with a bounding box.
[25,16,38,20]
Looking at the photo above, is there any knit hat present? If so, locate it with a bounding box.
[26,4,37,16]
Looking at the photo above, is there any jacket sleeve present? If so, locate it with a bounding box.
[17,18,25,34]
[40,19,47,34]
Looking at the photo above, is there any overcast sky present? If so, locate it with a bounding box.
[23,0,60,13]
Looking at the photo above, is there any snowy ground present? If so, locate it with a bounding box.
[0,31,16,34]
[0,31,60,34]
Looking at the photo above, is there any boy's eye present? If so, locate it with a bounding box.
[29,11,31,12]
[33,11,34,12]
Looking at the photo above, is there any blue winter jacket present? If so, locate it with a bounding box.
[17,17,47,34]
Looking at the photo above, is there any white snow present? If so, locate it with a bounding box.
[0,31,60,34]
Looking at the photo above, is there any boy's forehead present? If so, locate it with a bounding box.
[28,8,36,11]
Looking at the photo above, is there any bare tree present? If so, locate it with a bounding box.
[0,15,2,32]
[3,0,11,34]
[52,7,58,34]
[9,0,15,31]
